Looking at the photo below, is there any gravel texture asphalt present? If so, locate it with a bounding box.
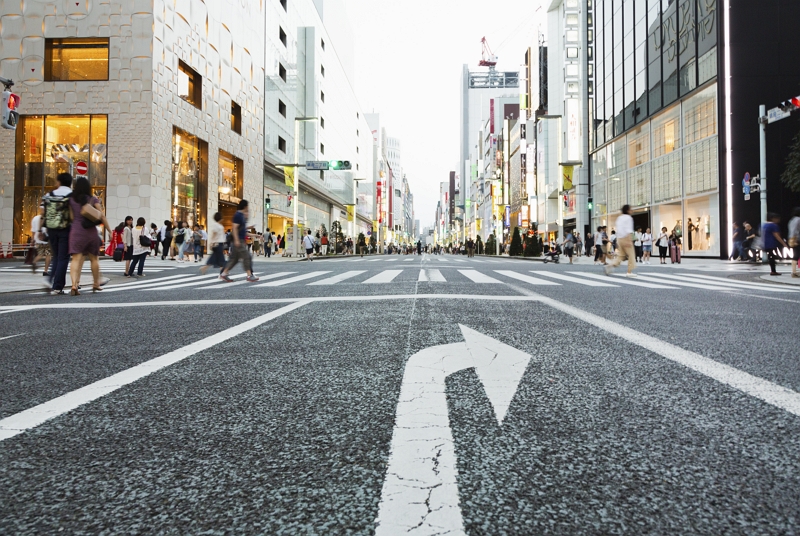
[1,254,798,534]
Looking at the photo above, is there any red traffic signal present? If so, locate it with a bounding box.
[7,93,19,110]
[2,90,20,130]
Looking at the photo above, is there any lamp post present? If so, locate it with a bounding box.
[292,117,317,257]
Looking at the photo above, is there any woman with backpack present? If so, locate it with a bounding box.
[127,217,150,277]
[68,176,110,295]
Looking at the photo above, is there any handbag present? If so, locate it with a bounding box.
[139,232,152,248]
[24,244,36,265]
[80,202,103,229]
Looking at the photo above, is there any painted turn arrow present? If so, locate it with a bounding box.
[375,325,532,535]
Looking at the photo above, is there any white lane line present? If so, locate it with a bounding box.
[568,271,678,289]
[0,301,309,441]
[494,270,561,286]
[102,273,188,289]
[0,333,26,342]
[437,257,448,262]
[254,271,331,287]
[530,271,618,287]
[675,272,800,293]
[141,272,260,291]
[307,270,366,285]
[458,269,502,283]
[523,289,800,418]
[403,258,416,262]
[197,271,294,289]
[363,270,403,284]
[103,273,220,292]
[367,258,384,262]
[418,269,446,282]
[626,273,743,291]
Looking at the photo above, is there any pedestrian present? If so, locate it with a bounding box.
[127,217,149,277]
[609,229,617,256]
[656,227,669,264]
[174,221,190,262]
[321,232,329,256]
[604,205,637,277]
[105,222,125,261]
[265,229,273,258]
[641,227,653,264]
[225,229,233,257]
[634,227,643,263]
[564,230,575,264]
[271,231,277,257]
[149,223,160,257]
[762,212,789,276]
[201,212,226,275]
[303,229,315,261]
[575,232,583,257]
[219,200,259,282]
[41,173,74,294]
[788,207,800,278]
[669,230,682,264]
[68,176,110,295]
[253,232,262,256]
[159,220,172,260]
[30,207,51,275]
[742,222,758,262]
[192,224,204,262]
[122,215,134,276]
[731,222,743,261]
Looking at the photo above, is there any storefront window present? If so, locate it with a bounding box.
[13,114,107,244]
[628,163,652,208]
[627,123,650,168]
[45,38,109,81]
[172,127,208,228]
[652,106,681,158]
[218,150,243,230]
[652,202,683,242]
[685,194,719,256]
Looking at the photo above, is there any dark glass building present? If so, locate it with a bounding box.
[589,0,800,258]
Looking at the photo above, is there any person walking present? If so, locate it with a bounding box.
[564,230,575,264]
[656,227,669,264]
[201,212,226,275]
[121,215,134,275]
[149,223,160,258]
[762,212,789,276]
[159,220,173,260]
[731,222,743,261]
[68,176,110,295]
[303,229,315,261]
[575,232,583,257]
[742,221,758,262]
[175,221,190,262]
[634,227,643,263]
[41,173,73,294]
[105,222,125,261]
[788,207,800,278]
[641,228,653,264]
[604,205,637,277]
[219,200,259,282]
[127,217,149,277]
[30,207,51,275]
[320,232,329,256]
[191,224,204,262]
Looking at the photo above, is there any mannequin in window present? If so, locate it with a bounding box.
[687,218,695,250]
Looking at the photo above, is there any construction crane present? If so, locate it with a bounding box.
[478,37,497,68]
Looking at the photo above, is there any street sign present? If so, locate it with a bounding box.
[745,194,751,201]
[767,107,791,124]
[75,161,88,175]
[306,161,329,171]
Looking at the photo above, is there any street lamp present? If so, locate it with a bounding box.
[292,116,317,257]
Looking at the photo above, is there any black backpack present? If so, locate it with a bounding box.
[175,229,185,244]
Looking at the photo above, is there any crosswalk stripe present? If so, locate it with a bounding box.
[674,272,800,293]
[363,270,403,284]
[104,273,220,292]
[568,271,678,289]
[367,258,384,262]
[436,257,448,262]
[403,258,416,262]
[103,273,189,289]
[450,258,465,263]
[418,269,446,282]
[197,272,297,290]
[530,271,618,287]
[617,273,735,291]
[495,270,561,286]
[142,272,260,291]
[458,269,502,283]
[254,271,331,287]
[308,270,366,285]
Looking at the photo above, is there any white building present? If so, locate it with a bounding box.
[0,0,374,247]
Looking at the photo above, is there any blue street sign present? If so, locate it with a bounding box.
[306,161,329,171]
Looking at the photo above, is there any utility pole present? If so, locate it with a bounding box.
[758,104,768,262]
[578,0,590,241]
[292,117,317,257]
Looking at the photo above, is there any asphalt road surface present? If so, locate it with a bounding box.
[1,253,799,535]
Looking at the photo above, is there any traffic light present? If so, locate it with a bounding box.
[587,197,593,210]
[1,90,20,130]
[265,196,271,209]
[329,160,351,170]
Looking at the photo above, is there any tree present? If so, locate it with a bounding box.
[509,227,523,256]
[485,233,496,255]
[524,225,542,257]
[475,235,484,255]
[331,221,345,253]
[782,125,800,193]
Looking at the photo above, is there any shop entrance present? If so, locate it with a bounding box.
[632,210,651,233]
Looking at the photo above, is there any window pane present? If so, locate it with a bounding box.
[13,116,44,245]
[683,84,717,145]
[652,106,681,158]
[46,39,109,81]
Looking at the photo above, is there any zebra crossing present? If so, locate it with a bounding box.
[90,267,800,295]
[1,258,190,275]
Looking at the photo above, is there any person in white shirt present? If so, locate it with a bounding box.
[605,204,637,277]
[302,229,315,261]
[633,228,643,263]
[200,212,226,274]
[30,210,51,275]
[641,228,653,264]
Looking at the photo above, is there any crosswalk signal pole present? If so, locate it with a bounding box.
[758,104,768,263]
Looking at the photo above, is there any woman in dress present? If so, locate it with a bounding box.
[68,176,110,295]
[105,222,125,259]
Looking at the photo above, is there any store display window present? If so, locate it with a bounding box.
[45,38,109,81]
[172,127,208,228]
[685,194,719,256]
[218,150,243,230]
[13,114,107,244]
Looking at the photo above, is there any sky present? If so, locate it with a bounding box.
[345,0,545,228]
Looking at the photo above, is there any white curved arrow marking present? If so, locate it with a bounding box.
[375,325,532,535]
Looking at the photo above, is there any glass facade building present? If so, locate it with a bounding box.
[591,0,720,256]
